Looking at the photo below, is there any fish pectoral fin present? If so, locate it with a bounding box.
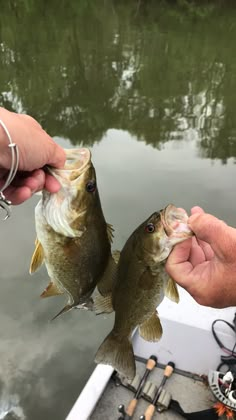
[29,238,44,274]
[139,311,163,341]
[51,304,73,321]
[164,277,179,303]
[97,253,119,295]
[106,223,114,244]
[95,330,135,380]
[94,292,113,314]
[40,281,64,298]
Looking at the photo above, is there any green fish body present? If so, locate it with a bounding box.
[95,205,193,379]
[30,148,115,319]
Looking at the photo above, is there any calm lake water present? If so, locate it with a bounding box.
[0,1,236,419]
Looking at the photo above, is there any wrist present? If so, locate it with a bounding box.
[0,118,19,192]
[0,113,14,170]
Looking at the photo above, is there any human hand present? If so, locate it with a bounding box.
[165,206,236,308]
[0,108,66,204]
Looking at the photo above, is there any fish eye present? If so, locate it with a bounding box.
[86,181,96,193]
[145,223,155,233]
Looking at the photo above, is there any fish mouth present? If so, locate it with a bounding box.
[161,204,192,238]
[47,148,91,183]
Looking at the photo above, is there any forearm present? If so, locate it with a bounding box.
[0,107,9,146]
[0,108,15,169]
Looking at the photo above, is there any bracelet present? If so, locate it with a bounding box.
[0,119,19,220]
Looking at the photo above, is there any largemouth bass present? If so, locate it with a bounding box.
[30,148,115,319]
[95,205,193,379]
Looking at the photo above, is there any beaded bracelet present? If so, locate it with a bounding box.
[0,119,19,220]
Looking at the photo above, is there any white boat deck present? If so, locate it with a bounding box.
[133,290,236,376]
[66,289,236,420]
[90,360,214,420]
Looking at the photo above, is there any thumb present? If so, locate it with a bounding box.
[165,238,193,286]
[47,139,66,169]
[188,213,236,261]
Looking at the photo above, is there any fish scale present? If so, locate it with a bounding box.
[95,205,193,380]
[29,148,116,320]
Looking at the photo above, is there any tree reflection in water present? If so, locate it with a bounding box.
[0,1,235,162]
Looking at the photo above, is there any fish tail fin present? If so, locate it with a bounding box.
[51,304,73,321]
[95,330,135,380]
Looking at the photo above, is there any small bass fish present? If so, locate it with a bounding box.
[95,205,193,379]
[30,148,115,319]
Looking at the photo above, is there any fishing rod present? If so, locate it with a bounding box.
[140,361,175,420]
[118,355,157,420]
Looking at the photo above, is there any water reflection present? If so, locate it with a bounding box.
[0,1,236,161]
[0,2,236,419]
[2,127,236,420]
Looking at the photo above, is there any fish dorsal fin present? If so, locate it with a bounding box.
[94,292,113,314]
[40,282,64,298]
[106,223,114,243]
[29,238,44,274]
[51,304,73,321]
[139,311,163,341]
[165,277,179,303]
[97,252,119,296]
